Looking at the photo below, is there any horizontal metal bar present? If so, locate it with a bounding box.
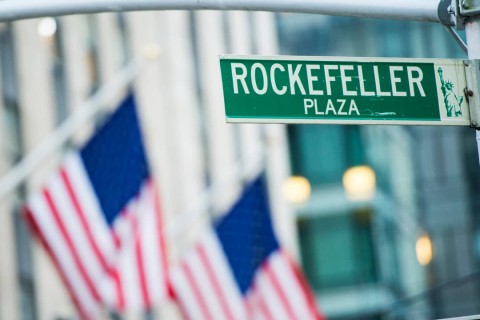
[437,315,480,320]
[0,0,442,23]
[226,118,471,126]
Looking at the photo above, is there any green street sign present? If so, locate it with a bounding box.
[219,55,471,126]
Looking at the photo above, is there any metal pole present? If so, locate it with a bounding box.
[0,0,443,23]
[437,316,480,320]
[0,58,144,201]
[465,15,480,165]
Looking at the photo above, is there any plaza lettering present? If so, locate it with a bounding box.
[230,62,426,98]
[303,98,360,116]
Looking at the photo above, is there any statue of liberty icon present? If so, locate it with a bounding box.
[438,67,463,117]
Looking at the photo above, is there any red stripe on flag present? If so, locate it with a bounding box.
[131,209,151,308]
[263,258,296,320]
[244,297,253,319]
[112,230,122,250]
[197,244,234,320]
[43,189,102,303]
[112,267,125,310]
[60,168,111,274]
[135,234,150,308]
[150,180,169,299]
[170,285,191,320]
[23,207,91,320]
[111,214,124,251]
[282,251,324,320]
[181,261,213,320]
[63,167,133,309]
[253,284,274,320]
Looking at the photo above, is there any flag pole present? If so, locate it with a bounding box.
[0,58,145,201]
[0,0,444,23]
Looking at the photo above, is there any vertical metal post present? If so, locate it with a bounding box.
[465,16,480,164]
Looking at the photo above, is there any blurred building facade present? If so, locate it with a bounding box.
[277,14,480,320]
[0,11,294,320]
[2,8,480,320]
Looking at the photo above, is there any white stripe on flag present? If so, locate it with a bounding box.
[186,248,225,319]
[269,251,315,319]
[130,191,151,309]
[116,205,143,311]
[171,265,206,320]
[64,153,115,263]
[102,209,128,310]
[47,174,107,295]
[137,183,166,305]
[247,282,274,320]
[63,154,120,306]
[28,193,99,318]
[246,288,268,320]
[254,261,289,320]
[201,231,246,319]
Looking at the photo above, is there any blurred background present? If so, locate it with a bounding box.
[0,7,479,320]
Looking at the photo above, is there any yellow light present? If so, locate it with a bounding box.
[416,234,433,266]
[143,43,162,60]
[342,165,376,201]
[282,176,311,204]
[37,17,57,38]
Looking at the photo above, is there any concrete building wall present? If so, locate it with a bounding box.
[0,9,287,320]
[14,19,68,320]
[0,57,19,320]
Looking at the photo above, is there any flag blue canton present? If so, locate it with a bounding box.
[26,93,169,319]
[214,176,279,295]
[171,174,322,319]
[80,95,149,226]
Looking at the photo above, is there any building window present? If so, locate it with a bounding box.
[289,125,365,187]
[115,13,130,66]
[14,208,37,320]
[50,18,69,124]
[86,15,101,94]
[298,208,378,290]
[0,25,22,164]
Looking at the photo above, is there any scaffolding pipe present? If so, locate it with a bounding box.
[0,0,443,23]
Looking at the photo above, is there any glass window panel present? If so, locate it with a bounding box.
[298,208,377,289]
[0,26,18,102]
[13,211,33,278]
[116,13,130,66]
[3,102,22,163]
[86,15,101,94]
[51,19,69,124]
[0,26,23,163]
[289,125,365,186]
[14,210,37,320]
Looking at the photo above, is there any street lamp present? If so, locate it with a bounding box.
[282,176,311,204]
[37,17,57,38]
[342,165,376,201]
[416,233,433,266]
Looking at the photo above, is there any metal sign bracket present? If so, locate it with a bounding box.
[459,0,480,16]
[449,0,468,29]
[464,60,480,128]
[450,0,480,28]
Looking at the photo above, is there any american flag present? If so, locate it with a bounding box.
[25,95,167,319]
[171,176,323,320]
